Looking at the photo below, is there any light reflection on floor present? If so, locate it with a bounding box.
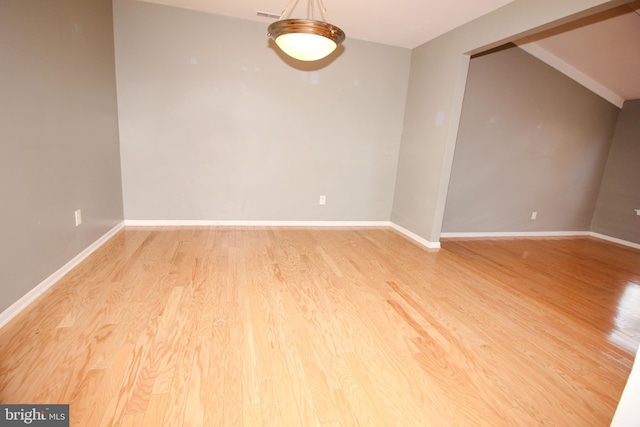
[609,281,640,354]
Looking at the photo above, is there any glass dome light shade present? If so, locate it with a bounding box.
[268,19,345,61]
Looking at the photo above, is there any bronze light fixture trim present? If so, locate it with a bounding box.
[267,0,345,61]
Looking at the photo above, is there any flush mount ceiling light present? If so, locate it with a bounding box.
[267,0,345,62]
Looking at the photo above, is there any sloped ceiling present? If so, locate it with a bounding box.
[517,2,640,107]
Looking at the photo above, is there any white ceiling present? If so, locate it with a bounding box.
[517,2,640,107]
[139,0,640,106]
[139,0,515,48]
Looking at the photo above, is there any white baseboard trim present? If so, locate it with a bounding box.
[125,220,443,250]
[390,223,441,249]
[0,221,125,330]
[3,222,634,331]
[124,219,391,227]
[439,230,640,250]
[590,232,640,250]
[440,231,591,238]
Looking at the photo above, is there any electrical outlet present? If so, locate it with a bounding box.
[531,211,537,220]
[75,209,82,227]
[635,209,640,216]
[319,195,326,205]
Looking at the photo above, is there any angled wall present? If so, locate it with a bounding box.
[391,0,614,243]
[592,99,640,244]
[0,0,123,313]
[442,45,618,233]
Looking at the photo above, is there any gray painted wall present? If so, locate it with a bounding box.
[0,0,123,313]
[113,0,411,221]
[391,0,614,243]
[592,100,640,243]
[442,45,619,233]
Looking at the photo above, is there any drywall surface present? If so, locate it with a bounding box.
[113,0,411,221]
[592,99,640,244]
[442,45,618,233]
[0,0,124,313]
[391,0,614,242]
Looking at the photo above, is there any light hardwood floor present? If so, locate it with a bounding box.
[0,228,638,426]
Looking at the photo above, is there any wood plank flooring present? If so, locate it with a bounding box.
[0,228,638,426]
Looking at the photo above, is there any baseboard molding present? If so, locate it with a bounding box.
[389,223,441,249]
[124,219,391,227]
[590,232,640,250]
[439,230,640,250]
[3,222,635,330]
[0,221,125,330]
[126,219,442,249]
[440,231,591,239]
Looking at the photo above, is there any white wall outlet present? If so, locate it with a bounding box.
[531,211,537,220]
[75,209,82,226]
[635,209,640,216]
[319,195,326,205]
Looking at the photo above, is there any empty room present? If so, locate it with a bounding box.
[1,0,639,426]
